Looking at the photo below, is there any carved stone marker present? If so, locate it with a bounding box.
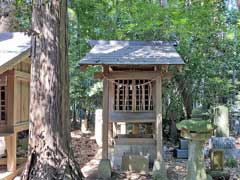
[177,119,213,180]
[214,105,229,137]
[211,137,237,159]
[210,149,224,171]
[174,138,188,159]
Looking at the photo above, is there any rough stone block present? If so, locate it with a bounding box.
[211,137,235,149]
[214,105,229,137]
[210,149,224,171]
[121,155,149,172]
[179,138,188,150]
[174,149,188,159]
[98,159,111,179]
[152,160,167,180]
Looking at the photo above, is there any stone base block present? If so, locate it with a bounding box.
[173,149,188,159]
[152,160,167,180]
[121,155,149,172]
[98,159,111,179]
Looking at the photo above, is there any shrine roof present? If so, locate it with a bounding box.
[79,40,184,65]
[0,32,30,72]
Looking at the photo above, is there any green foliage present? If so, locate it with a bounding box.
[15,0,240,126]
[225,157,238,168]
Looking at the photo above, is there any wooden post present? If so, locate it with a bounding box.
[113,122,117,137]
[155,77,162,160]
[102,78,109,159]
[120,123,126,134]
[5,133,17,172]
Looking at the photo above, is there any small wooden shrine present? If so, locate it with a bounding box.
[80,40,184,178]
[0,32,31,180]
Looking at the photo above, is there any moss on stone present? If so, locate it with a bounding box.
[176,119,213,132]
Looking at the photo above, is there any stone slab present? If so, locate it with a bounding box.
[121,155,149,172]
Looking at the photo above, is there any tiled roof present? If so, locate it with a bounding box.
[0,32,30,67]
[80,40,184,65]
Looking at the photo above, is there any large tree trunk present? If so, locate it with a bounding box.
[0,0,16,32]
[175,79,192,119]
[21,0,83,179]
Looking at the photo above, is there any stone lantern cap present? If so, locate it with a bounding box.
[177,119,213,141]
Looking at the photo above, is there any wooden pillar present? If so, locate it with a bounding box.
[102,78,109,159]
[5,133,17,172]
[155,77,163,160]
[113,122,117,137]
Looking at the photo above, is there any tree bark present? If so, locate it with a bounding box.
[175,79,192,119]
[0,0,16,32]
[21,1,83,179]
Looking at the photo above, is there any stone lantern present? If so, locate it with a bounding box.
[176,120,213,180]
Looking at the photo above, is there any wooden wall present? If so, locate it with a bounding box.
[14,80,30,124]
[0,58,30,134]
[13,60,30,126]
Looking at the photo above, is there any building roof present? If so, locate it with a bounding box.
[80,40,184,65]
[0,32,31,72]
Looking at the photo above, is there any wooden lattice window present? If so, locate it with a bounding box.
[114,80,153,112]
[0,86,6,121]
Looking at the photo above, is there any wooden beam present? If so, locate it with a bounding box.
[109,112,155,122]
[102,78,109,159]
[161,65,169,72]
[177,65,183,72]
[94,72,104,79]
[0,157,27,166]
[14,121,29,133]
[0,163,25,180]
[4,133,17,172]
[94,71,161,80]
[161,72,172,80]
[155,76,163,160]
[113,122,117,138]
[80,64,88,71]
[15,71,30,81]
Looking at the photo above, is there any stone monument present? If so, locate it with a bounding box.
[177,119,213,180]
[213,105,229,137]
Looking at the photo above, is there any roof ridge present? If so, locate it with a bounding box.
[88,40,178,47]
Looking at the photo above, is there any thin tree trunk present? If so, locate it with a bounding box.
[160,0,167,7]
[21,0,83,179]
[72,101,77,127]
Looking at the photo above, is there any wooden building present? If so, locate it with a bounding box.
[0,32,31,180]
[80,40,184,178]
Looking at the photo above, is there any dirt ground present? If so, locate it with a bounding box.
[71,130,240,180]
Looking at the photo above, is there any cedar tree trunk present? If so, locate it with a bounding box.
[21,0,83,179]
